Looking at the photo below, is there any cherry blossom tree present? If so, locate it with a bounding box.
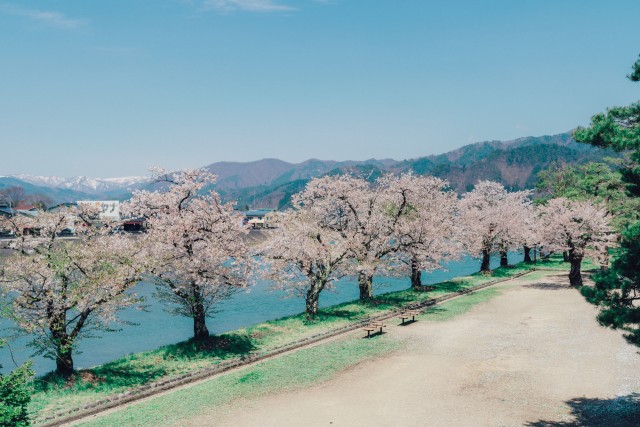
[347,174,438,299]
[539,198,614,287]
[260,206,349,319]
[459,181,532,272]
[123,168,251,340]
[287,173,462,300]
[284,175,373,300]
[283,174,401,300]
[382,174,462,289]
[518,204,543,263]
[0,207,144,376]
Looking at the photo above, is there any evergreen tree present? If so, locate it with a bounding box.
[0,340,33,426]
[536,162,640,231]
[574,54,640,346]
[574,57,640,197]
[582,223,640,345]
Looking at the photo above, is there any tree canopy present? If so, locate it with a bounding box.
[573,53,640,346]
[574,58,640,197]
[124,168,251,340]
[0,207,145,376]
[536,161,640,231]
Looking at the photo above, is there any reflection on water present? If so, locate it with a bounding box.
[0,254,518,374]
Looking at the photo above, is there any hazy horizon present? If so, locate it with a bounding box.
[3,129,574,179]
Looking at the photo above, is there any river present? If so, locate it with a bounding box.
[0,253,519,375]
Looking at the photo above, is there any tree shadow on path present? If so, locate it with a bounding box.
[526,393,640,426]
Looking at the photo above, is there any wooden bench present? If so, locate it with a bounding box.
[398,309,422,324]
[362,321,386,338]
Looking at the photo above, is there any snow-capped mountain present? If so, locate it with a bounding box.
[11,174,151,195]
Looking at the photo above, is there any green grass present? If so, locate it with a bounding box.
[534,256,599,271]
[77,336,399,427]
[78,263,557,427]
[27,259,571,424]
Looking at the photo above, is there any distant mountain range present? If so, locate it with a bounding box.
[12,175,150,194]
[0,175,151,206]
[210,132,615,209]
[202,158,398,190]
[0,132,615,208]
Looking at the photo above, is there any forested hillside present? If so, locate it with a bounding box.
[221,132,615,208]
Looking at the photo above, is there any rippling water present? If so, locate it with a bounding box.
[0,253,519,374]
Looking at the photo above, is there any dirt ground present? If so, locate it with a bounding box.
[183,273,640,427]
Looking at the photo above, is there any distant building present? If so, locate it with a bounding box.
[77,201,121,221]
[0,207,14,237]
[122,217,145,232]
[0,206,40,218]
[15,209,38,218]
[0,207,14,218]
[47,203,77,212]
[243,209,280,229]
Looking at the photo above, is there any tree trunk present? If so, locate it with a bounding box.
[523,245,532,263]
[410,258,422,289]
[305,293,319,318]
[500,246,508,267]
[358,272,374,300]
[305,279,325,318]
[50,309,74,376]
[191,284,209,340]
[56,346,74,377]
[568,251,583,287]
[600,246,610,272]
[562,251,570,262]
[193,301,209,340]
[480,248,491,272]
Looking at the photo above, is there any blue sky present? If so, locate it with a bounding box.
[1,0,639,177]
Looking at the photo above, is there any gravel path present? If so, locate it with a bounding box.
[185,273,640,426]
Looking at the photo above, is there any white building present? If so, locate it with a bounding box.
[77,201,121,221]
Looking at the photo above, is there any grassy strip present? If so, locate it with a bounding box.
[532,256,598,271]
[81,269,536,426]
[78,336,399,427]
[29,258,571,423]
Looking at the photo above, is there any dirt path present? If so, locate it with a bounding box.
[183,274,640,426]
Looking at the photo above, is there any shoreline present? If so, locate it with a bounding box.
[23,257,589,425]
[48,269,538,426]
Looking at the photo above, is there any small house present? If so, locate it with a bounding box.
[243,209,280,229]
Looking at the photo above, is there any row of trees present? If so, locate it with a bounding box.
[0,169,615,376]
[0,169,250,375]
[262,175,614,317]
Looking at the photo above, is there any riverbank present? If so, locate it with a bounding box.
[26,257,583,424]
[3,252,517,375]
[78,268,640,427]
